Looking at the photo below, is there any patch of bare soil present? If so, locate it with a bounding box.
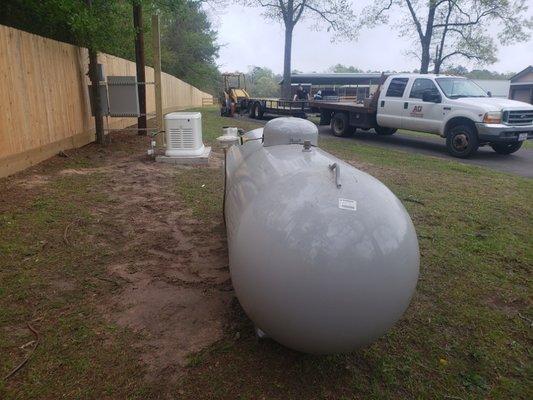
[2,129,233,385]
[16,174,50,188]
[88,148,232,379]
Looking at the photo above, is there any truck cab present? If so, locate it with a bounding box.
[376,74,533,157]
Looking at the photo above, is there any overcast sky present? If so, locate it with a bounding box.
[210,1,533,75]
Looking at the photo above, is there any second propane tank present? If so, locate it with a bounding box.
[223,117,419,354]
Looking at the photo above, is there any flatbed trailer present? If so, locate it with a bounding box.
[309,100,377,128]
[307,77,396,137]
[246,98,311,119]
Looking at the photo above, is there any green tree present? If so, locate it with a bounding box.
[1,0,135,54]
[327,64,363,73]
[156,1,220,94]
[246,66,282,97]
[363,0,532,74]
[240,0,357,99]
[443,66,515,80]
[1,0,221,93]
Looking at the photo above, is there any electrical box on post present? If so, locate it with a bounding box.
[107,76,140,117]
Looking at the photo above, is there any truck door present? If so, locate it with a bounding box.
[376,77,409,129]
[402,78,443,133]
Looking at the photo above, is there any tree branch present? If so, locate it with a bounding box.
[376,0,393,17]
[405,0,425,40]
[433,7,500,28]
[304,3,337,28]
[293,0,306,24]
[440,50,487,63]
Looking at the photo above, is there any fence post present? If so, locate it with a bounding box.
[133,3,147,135]
[152,14,164,148]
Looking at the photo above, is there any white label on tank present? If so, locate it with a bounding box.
[338,198,357,211]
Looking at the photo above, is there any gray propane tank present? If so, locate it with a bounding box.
[223,117,419,354]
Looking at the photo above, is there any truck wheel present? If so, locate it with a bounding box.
[331,113,353,137]
[490,142,523,155]
[256,102,264,120]
[446,124,479,158]
[375,126,397,135]
[249,102,263,119]
[248,103,255,118]
[319,111,332,125]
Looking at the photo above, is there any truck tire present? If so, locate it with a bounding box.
[256,102,264,120]
[248,102,255,118]
[490,141,523,155]
[446,124,479,158]
[249,102,264,120]
[331,112,353,137]
[375,126,397,135]
[319,111,332,125]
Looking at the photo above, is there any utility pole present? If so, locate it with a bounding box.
[133,2,147,135]
[152,14,164,148]
[86,0,104,145]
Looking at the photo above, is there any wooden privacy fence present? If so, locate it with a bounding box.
[0,24,213,178]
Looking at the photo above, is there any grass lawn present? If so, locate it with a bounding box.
[1,106,531,399]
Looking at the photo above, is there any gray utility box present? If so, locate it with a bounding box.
[107,76,140,117]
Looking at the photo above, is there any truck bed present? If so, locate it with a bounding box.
[308,100,375,113]
[308,99,378,129]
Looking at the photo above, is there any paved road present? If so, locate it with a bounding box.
[317,126,533,178]
[235,116,532,178]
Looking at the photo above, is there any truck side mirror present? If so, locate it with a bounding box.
[422,90,441,103]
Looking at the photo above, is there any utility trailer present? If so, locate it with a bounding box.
[308,80,397,137]
[246,98,311,119]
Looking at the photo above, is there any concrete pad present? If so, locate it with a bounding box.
[156,147,211,165]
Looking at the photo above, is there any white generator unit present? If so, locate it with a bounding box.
[164,112,205,157]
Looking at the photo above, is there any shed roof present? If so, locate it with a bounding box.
[510,66,533,82]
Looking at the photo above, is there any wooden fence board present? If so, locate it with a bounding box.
[0,24,213,178]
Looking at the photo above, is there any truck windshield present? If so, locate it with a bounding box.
[435,78,488,99]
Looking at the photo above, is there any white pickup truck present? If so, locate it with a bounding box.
[310,73,533,158]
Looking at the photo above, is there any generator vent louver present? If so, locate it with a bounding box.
[164,112,205,157]
[168,127,195,149]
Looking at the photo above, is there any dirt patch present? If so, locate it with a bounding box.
[111,266,231,377]
[68,145,234,379]
[49,279,77,292]
[0,125,237,397]
[17,174,50,188]
[1,128,233,381]
[485,293,529,318]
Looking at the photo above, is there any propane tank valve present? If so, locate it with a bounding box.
[217,127,240,149]
[302,140,312,152]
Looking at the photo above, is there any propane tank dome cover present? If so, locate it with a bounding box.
[263,117,318,147]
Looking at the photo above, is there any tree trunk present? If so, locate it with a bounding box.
[133,3,147,135]
[281,24,294,100]
[419,4,436,74]
[86,0,104,145]
[88,48,104,145]
[433,60,442,74]
[420,42,431,74]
